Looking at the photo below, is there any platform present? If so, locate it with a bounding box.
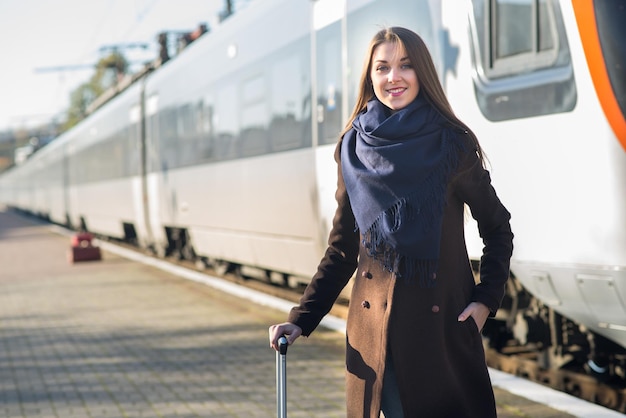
[0,207,621,418]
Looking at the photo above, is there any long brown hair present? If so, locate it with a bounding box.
[342,26,484,164]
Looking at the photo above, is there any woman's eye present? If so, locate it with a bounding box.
[376,65,389,72]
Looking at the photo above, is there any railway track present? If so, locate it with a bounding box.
[485,348,626,413]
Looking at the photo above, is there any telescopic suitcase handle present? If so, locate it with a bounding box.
[276,336,288,418]
[278,335,288,355]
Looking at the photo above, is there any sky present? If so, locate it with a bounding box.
[0,0,244,131]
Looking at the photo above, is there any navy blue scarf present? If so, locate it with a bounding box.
[341,95,464,286]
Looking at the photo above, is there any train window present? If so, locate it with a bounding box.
[484,0,557,77]
[197,97,215,162]
[270,53,309,152]
[145,95,160,174]
[159,106,180,169]
[593,1,626,123]
[128,104,142,177]
[214,83,239,160]
[240,74,270,158]
[201,96,214,136]
[176,102,201,167]
[316,21,343,146]
[195,101,204,135]
[470,0,577,121]
[177,104,195,139]
[538,0,555,51]
[495,0,534,58]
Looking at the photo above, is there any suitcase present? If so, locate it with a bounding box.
[276,336,289,418]
[68,232,102,263]
[68,245,102,263]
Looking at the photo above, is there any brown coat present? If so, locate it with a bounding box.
[289,136,513,417]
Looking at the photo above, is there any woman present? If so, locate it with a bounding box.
[269,26,513,418]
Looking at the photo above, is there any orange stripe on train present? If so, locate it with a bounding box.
[572,0,626,151]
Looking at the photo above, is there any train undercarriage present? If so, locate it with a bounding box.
[483,274,626,411]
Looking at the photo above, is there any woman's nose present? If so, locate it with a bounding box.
[388,69,400,83]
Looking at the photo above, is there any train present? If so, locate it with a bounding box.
[1,0,625,389]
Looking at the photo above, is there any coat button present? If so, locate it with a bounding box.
[361,271,372,279]
[361,300,370,309]
[431,305,440,313]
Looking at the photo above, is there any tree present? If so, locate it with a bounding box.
[63,83,97,131]
[62,52,129,132]
[95,52,128,91]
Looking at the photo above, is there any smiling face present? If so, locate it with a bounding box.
[370,41,419,111]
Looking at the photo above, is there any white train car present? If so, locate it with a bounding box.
[452,0,626,354]
[64,81,145,241]
[1,131,67,224]
[1,0,625,390]
[140,0,323,275]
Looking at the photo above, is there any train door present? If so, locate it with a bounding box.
[129,80,153,248]
[311,0,347,246]
[143,92,169,255]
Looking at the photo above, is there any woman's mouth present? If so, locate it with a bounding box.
[387,87,406,97]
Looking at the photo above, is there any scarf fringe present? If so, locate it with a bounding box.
[360,126,464,287]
